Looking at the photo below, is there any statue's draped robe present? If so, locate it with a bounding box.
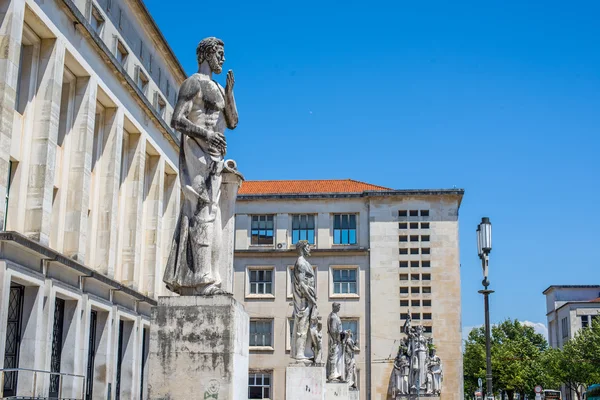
[291,257,316,359]
[327,313,343,380]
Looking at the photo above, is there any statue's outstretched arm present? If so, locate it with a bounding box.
[224,70,238,129]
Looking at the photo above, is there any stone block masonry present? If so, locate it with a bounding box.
[148,295,249,400]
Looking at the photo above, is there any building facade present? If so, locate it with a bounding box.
[234,180,464,400]
[543,285,600,400]
[0,0,183,397]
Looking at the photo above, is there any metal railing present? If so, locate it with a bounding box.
[0,368,85,399]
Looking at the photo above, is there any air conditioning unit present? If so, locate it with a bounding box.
[277,243,287,250]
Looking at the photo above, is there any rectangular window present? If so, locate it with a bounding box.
[423,300,431,307]
[421,235,430,242]
[155,93,166,118]
[400,300,409,307]
[399,274,408,281]
[561,317,569,339]
[411,287,420,294]
[409,210,418,217]
[342,320,358,341]
[248,373,271,399]
[424,326,432,333]
[292,214,315,244]
[411,300,420,307]
[400,287,408,294]
[399,210,407,217]
[410,235,419,242]
[410,222,419,229]
[333,268,357,294]
[410,248,419,255]
[410,261,419,268]
[251,215,274,245]
[420,210,429,217]
[333,214,357,245]
[422,274,431,281]
[422,286,431,294]
[116,40,128,66]
[249,269,273,295]
[90,6,105,36]
[399,235,408,242]
[423,313,432,320]
[249,320,272,347]
[421,222,430,229]
[412,313,420,320]
[136,68,149,95]
[422,261,431,268]
[411,274,419,281]
[421,248,431,255]
[399,261,408,268]
[399,248,408,255]
[399,222,407,229]
[400,313,409,320]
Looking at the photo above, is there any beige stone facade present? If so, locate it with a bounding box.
[234,184,464,400]
[0,0,182,397]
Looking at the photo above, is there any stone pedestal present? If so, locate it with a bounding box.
[349,390,360,400]
[286,366,326,400]
[325,382,349,399]
[148,295,249,400]
[396,395,440,400]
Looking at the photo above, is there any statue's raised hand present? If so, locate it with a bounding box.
[226,70,235,93]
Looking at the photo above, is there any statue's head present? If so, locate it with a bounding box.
[296,240,310,256]
[196,37,225,74]
[332,302,341,313]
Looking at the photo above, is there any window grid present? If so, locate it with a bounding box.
[292,214,315,244]
[249,270,273,295]
[400,300,409,307]
[333,269,357,294]
[248,373,271,399]
[251,215,274,245]
[249,320,272,347]
[333,214,357,245]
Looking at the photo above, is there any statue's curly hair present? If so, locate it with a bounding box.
[196,37,224,67]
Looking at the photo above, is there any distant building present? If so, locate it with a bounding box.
[543,285,600,400]
[0,0,182,397]
[233,179,464,400]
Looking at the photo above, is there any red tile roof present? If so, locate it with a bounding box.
[590,297,600,303]
[238,179,393,195]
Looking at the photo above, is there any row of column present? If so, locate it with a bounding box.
[0,0,180,298]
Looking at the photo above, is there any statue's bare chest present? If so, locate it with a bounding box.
[195,79,225,112]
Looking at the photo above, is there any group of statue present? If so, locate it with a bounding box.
[388,315,443,397]
[290,241,359,390]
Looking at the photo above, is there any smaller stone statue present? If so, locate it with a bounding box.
[310,314,323,365]
[342,330,360,390]
[291,240,317,362]
[426,348,443,395]
[326,302,344,381]
[389,344,410,396]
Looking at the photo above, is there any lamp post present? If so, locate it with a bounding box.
[477,217,494,400]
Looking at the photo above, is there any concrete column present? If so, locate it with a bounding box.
[159,171,178,296]
[63,76,97,261]
[118,132,145,289]
[60,298,84,398]
[140,155,163,298]
[24,38,65,244]
[90,107,123,277]
[275,213,287,246]
[92,307,113,400]
[234,214,249,250]
[0,0,26,230]
[317,212,330,249]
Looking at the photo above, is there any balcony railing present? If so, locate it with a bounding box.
[0,368,85,399]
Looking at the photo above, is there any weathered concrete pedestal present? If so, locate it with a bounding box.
[349,389,360,400]
[325,382,349,399]
[148,295,249,400]
[286,366,326,400]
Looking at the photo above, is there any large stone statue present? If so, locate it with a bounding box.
[326,302,344,381]
[342,330,359,389]
[291,240,318,361]
[163,37,242,295]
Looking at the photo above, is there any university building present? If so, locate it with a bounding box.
[543,285,600,400]
[234,180,464,400]
[0,0,182,397]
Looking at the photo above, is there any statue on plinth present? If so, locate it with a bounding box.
[342,329,359,389]
[426,348,443,395]
[389,340,410,397]
[291,240,318,362]
[326,302,344,381]
[163,37,242,296]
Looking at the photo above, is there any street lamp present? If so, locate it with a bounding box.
[477,217,494,400]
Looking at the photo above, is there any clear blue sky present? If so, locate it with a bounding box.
[146,0,600,336]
